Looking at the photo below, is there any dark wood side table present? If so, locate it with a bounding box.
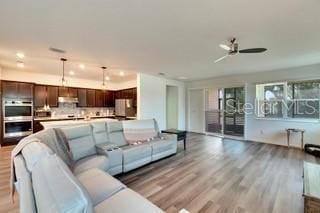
[161,129,187,150]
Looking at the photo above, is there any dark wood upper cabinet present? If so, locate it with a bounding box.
[2,81,18,99]
[18,83,33,99]
[2,81,33,99]
[58,87,78,98]
[77,88,87,107]
[58,87,69,97]
[34,85,58,108]
[105,90,115,107]
[34,85,47,107]
[47,86,58,107]
[86,89,96,107]
[95,90,105,107]
[68,88,78,97]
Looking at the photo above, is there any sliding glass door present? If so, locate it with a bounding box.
[205,87,245,137]
[205,89,223,134]
[224,87,245,136]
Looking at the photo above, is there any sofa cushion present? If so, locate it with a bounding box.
[122,119,158,143]
[32,154,93,213]
[122,144,152,164]
[62,125,97,161]
[74,155,109,175]
[29,128,74,168]
[91,122,108,145]
[150,138,176,154]
[76,168,126,205]
[106,122,128,146]
[22,142,53,172]
[95,188,163,213]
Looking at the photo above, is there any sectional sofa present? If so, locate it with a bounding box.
[13,119,178,213]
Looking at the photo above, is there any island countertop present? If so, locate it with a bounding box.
[40,118,118,129]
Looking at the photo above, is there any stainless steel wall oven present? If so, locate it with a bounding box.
[3,100,33,138]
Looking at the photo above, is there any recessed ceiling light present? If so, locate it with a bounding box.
[105,76,110,81]
[119,71,124,76]
[79,64,85,70]
[178,76,188,80]
[69,70,75,75]
[16,61,24,68]
[16,52,25,59]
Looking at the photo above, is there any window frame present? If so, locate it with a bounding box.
[256,80,320,120]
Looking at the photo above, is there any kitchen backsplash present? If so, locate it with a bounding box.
[48,103,115,117]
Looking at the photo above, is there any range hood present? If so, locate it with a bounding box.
[58,97,79,103]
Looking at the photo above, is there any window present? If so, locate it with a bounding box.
[287,81,320,119]
[256,80,320,119]
[256,83,285,118]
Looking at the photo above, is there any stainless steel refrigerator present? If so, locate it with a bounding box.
[115,99,136,117]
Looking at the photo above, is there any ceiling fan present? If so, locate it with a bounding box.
[214,38,267,63]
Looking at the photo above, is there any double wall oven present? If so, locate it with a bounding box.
[3,100,33,138]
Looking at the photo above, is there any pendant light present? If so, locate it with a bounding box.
[61,58,67,86]
[101,66,107,90]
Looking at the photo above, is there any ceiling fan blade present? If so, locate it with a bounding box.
[214,55,229,63]
[219,44,231,51]
[239,48,267,53]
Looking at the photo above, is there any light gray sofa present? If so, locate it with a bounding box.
[13,119,177,213]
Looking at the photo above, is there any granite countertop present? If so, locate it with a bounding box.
[34,115,116,121]
[40,118,118,129]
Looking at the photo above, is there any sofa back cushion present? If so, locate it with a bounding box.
[22,142,53,172]
[29,128,74,168]
[106,122,127,146]
[62,125,96,161]
[122,119,159,143]
[32,154,93,213]
[91,122,108,145]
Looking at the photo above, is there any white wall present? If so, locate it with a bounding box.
[137,73,186,131]
[0,68,136,90]
[187,63,320,147]
[166,85,178,129]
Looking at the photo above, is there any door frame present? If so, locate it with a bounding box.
[188,88,206,133]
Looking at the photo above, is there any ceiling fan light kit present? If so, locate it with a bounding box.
[214,37,267,63]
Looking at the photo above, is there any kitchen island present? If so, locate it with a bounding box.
[40,118,117,129]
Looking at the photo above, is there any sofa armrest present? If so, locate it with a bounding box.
[95,143,119,155]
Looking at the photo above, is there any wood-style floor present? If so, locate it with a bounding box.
[0,134,319,213]
[118,134,319,213]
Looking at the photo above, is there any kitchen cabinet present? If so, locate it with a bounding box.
[86,89,96,107]
[34,85,58,108]
[2,81,33,99]
[58,87,78,97]
[95,90,105,107]
[1,81,16,99]
[68,88,78,97]
[58,87,69,97]
[47,86,58,107]
[77,88,87,107]
[114,88,136,100]
[105,90,115,107]
[34,85,47,107]
[19,83,34,98]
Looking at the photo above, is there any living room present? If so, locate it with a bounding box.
[1,0,320,213]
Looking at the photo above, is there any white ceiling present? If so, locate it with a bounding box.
[0,0,319,81]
